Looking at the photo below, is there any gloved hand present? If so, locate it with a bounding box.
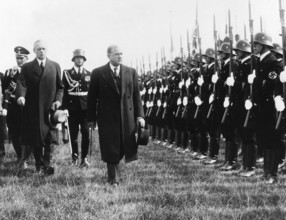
[148,87,152,94]
[197,76,204,86]
[183,97,188,106]
[177,98,182,105]
[194,96,202,106]
[248,70,256,84]
[211,71,218,84]
[153,87,157,94]
[209,94,214,104]
[1,109,7,116]
[244,99,253,110]
[226,72,235,86]
[51,101,61,111]
[280,69,286,83]
[157,100,161,107]
[275,95,285,112]
[186,78,191,88]
[17,97,25,106]
[223,97,230,108]
[179,80,185,89]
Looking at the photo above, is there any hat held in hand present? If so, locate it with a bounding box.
[137,126,149,146]
[49,110,69,129]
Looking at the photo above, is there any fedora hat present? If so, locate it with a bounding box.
[137,126,149,146]
[49,110,68,129]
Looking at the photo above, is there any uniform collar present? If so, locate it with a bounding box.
[260,51,271,61]
[74,66,83,74]
[241,55,251,64]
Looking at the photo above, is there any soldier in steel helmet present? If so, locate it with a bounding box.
[202,48,221,165]
[62,49,91,168]
[251,32,283,184]
[216,42,240,172]
[233,40,257,177]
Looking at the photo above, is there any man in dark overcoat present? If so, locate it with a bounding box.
[87,45,145,186]
[16,40,64,175]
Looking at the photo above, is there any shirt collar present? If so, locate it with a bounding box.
[224,58,230,66]
[109,63,120,72]
[260,51,271,61]
[74,66,83,73]
[37,58,47,66]
[241,55,251,64]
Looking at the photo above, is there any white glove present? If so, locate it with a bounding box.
[197,76,204,86]
[148,87,152,94]
[137,117,145,128]
[163,102,167,108]
[209,94,214,104]
[163,86,168,93]
[150,101,154,107]
[275,95,285,112]
[223,97,230,108]
[142,100,144,106]
[186,78,191,87]
[183,97,188,106]
[159,87,163,93]
[177,98,182,105]
[157,100,161,107]
[211,71,218,84]
[1,109,7,116]
[248,70,256,84]
[226,72,235,87]
[153,87,157,94]
[179,80,184,89]
[142,88,146,95]
[17,97,25,106]
[194,96,203,106]
[280,69,286,83]
[244,99,253,110]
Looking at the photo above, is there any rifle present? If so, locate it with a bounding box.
[194,3,202,119]
[243,0,254,128]
[221,9,233,124]
[275,0,286,129]
[207,14,218,119]
[175,36,184,118]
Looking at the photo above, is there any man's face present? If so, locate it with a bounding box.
[34,42,47,60]
[74,57,85,67]
[108,46,123,66]
[16,56,28,67]
[219,52,227,60]
[254,43,263,54]
[236,50,244,59]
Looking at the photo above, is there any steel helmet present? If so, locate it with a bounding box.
[253,32,273,48]
[72,49,87,61]
[192,53,206,63]
[202,48,215,59]
[271,43,283,56]
[218,42,232,54]
[172,57,182,65]
[234,40,251,53]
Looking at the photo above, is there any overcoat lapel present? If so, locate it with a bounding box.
[121,65,128,97]
[32,59,42,77]
[102,63,119,95]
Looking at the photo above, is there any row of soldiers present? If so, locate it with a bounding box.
[140,31,286,184]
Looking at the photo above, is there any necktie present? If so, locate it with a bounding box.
[114,67,119,78]
[78,68,81,74]
[40,62,44,72]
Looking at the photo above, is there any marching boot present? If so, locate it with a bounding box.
[190,133,199,157]
[263,149,271,180]
[166,129,175,148]
[267,149,279,184]
[174,130,181,151]
[240,144,256,177]
[217,141,229,169]
[182,131,189,151]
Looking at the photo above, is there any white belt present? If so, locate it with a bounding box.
[68,91,88,96]
[10,94,15,98]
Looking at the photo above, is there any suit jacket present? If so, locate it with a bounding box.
[62,67,91,111]
[16,58,64,146]
[87,63,144,163]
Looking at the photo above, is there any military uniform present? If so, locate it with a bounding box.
[252,32,283,183]
[62,49,91,166]
[2,46,30,164]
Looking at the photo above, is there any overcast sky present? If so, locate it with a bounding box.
[0,0,283,73]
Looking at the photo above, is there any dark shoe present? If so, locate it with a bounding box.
[18,160,28,170]
[194,154,207,161]
[204,157,218,165]
[240,168,255,177]
[80,158,90,168]
[190,151,199,158]
[256,157,264,163]
[44,166,55,176]
[222,163,239,171]
[36,166,45,175]
[72,159,79,166]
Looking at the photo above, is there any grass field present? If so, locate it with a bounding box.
[1,130,286,220]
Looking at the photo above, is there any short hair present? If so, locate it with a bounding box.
[33,40,48,51]
[107,45,118,54]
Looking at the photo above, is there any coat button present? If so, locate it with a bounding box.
[128,96,130,99]
[130,108,132,110]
